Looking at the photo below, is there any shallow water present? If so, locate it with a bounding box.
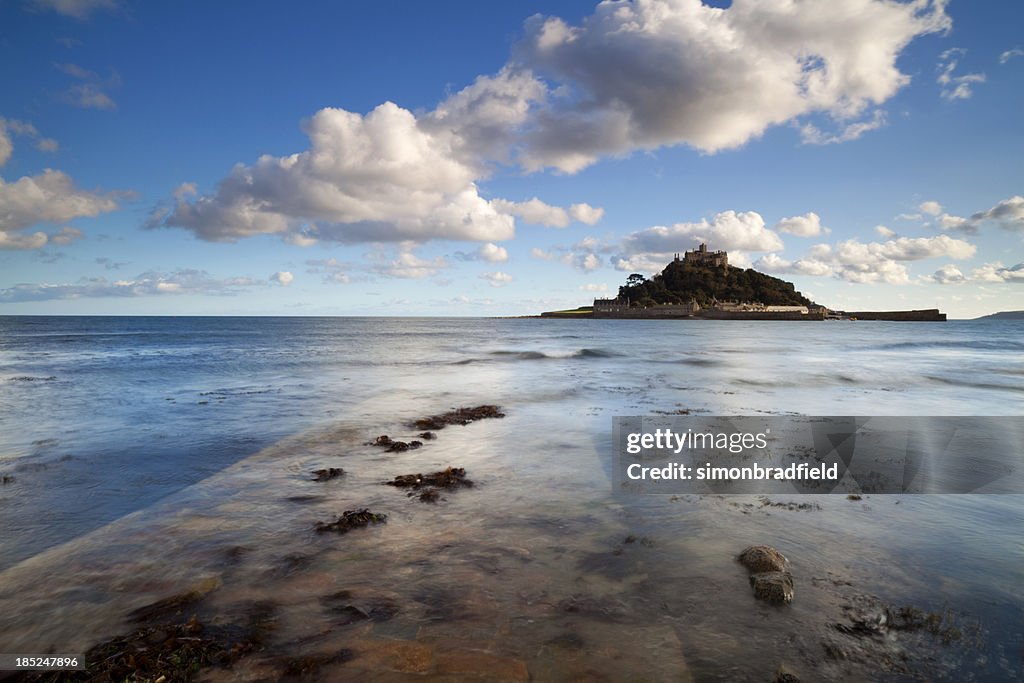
[1,316,1022,680]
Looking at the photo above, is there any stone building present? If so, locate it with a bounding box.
[676,243,728,268]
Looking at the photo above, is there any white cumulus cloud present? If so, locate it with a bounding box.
[775,212,825,237]
[0,169,120,249]
[517,0,949,172]
[270,271,294,286]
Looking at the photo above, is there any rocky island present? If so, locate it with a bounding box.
[542,244,946,321]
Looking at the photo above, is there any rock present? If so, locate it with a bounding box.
[847,494,862,500]
[417,431,437,440]
[750,572,794,604]
[312,467,344,482]
[738,545,788,573]
[315,509,387,534]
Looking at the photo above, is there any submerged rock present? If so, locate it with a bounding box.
[312,467,344,482]
[411,405,505,431]
[738,545,788,573]
[315,509,387,534]
[750,572,794,604]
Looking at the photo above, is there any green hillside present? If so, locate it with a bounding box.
[616,259,814,307]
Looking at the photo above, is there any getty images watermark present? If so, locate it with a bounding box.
[613,416,1024,495]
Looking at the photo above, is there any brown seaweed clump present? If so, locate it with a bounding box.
[386,467,473,491]
[315,509,387,534]
[411,405,505,431]
[20,598,280,682]
[311,468,344,482]
[367,435,423,452]
[386,467,473,504]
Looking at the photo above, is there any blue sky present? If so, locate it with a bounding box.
[1,0,1021,317]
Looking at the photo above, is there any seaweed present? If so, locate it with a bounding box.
[311,468,344,482]
[386,467,473,491]
[314,509,387,534]
[410,405,505,431]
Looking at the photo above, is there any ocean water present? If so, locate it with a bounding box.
[0,316,1022,680]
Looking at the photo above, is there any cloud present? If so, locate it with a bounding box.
[491,197,604,228]
[0,118,59,165]
[471,242,509,263]
[270,271,294,286]
[579,283,608,293]
[758,234,976,284]
[529,247,556,261]
[151,103,518,245]
[774,212,825,237]
[936,213,975,234]
[0,231,49,250]
[937,48,986,101]
[55,63,120,110]
[0,126,10,167]
[95,256,127,270]
[29,0,117,19]
[970,195,1024,232]
[305,257,352,284]
[971,262,1024,284]
[1000,48,1024,64]
[875,225,896,238]
[620,210,784,257]
[928,264,967,284]
[754,253,835,277]
[799,110,887,146]
[564,252,602,272]
[919,200,942,216]
[481,271,513,287]
[454,242,510,263]
[516,0,949,172]
[373,251,450,279]
[492,197,571,227]
[50,226,84,245]
[569,203,604,225]
[0,169,121,248]
[0,269,263,303]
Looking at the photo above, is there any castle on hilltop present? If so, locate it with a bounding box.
[675,242,728,268]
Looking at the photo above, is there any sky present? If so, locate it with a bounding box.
[0,0,1022,318]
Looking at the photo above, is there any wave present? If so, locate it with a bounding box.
[678,358,722,367]
[6,375,57,382]
[925,375,1024,393]
[873,340,1024,352]
[453,348,623,365]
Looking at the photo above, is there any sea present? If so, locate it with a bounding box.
[0,316,1022,680]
